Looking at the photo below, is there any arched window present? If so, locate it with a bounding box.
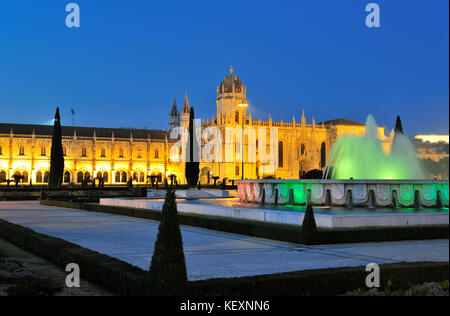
[77,171,84,183]
[235,112,239,123]
[154,149,159,159]
[63,171,71,183]
[151,170,162,183]
[77,171,91,183]
[19,146,25,156]
[41,146,46,156]
[320,142,327,169]
[13,170,28,183]
[63,146,67,156]
[43,171,49,183]
[278,141,284,168]
[36,171,43,183]
[97,171,109,183]
[133,171,145,183]
[301,144,306,156]
[0,170,7,183]
[101,148,106,158]
[115,170,127,183]
[119,148,124,158]
[81,147,87,157]
[137,149,142,159]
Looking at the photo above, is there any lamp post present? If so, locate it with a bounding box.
[238,100,248,180]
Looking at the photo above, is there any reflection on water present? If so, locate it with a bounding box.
[144,197,449,216]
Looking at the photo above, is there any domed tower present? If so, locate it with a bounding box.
[217,66,247,124]
[168,95,180,132]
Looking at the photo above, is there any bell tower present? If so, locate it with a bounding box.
[216,66,247,124]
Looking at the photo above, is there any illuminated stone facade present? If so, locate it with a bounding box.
[170,67,391,184]
[0,124,181,185]
[1,68,393,186]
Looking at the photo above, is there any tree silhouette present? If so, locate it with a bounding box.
[49,107,65,188]
[149,188,187,295]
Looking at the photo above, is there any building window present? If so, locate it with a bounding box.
[36,171,50,184]
[63,171,71,183]
[101,148,106,158]
[36,171,42,183]
[97,171,109,183]
[154,149,159,159]
[115,171,128,183]
[19,146,25,156]
[41,146,46,156]
[13,170,28,183]
[137,149,142,159]
[133,171,145,183]
[0,170,7,183]
[119,148,124,158]
[77,171,91,183]
[0,145,2,156]
[278,141,284,168]
[81,147,87,157]
[235,166,240,176]
[320,142,327,169]
[63,146,67,157]
[301,144,306,156]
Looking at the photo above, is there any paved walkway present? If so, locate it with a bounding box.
[0,201,448,281]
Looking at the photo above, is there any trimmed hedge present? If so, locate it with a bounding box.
[41,200,449,245]
[0,216,448,296]
[0,218,151,296]
[186,262,449,296]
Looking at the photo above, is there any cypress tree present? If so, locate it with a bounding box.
[185,107,200,186]
[395,115,404,135]
[301,203,318,245]
[49,107,65,188]
[149,188,187,295]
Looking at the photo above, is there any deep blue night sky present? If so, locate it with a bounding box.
[1,0,448,135]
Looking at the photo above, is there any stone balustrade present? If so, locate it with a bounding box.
[236,179,449,208]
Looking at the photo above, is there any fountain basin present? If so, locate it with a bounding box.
[236,179,449,208]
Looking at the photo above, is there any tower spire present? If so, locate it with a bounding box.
[182,91,190,113]
[170,95,179,116]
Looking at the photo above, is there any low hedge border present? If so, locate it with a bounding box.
[0,219,449,296]
[0,218,150,296]
[41,200,449,245]
[0,216,448,296]
[186,261,449,296]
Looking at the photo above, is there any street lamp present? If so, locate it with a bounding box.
[238,100,248,180]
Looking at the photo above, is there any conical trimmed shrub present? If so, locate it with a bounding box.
[301,203,318,245]
[49,107,64,188]
[149,188,187,295]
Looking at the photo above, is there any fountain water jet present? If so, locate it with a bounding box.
[236,115,448,209]
[324,115,424,180]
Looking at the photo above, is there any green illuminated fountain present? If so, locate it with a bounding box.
[324,115,424,180]
[237,115,449,209]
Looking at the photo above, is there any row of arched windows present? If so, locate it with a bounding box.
[0,145,160,159]
[0,169,165,184]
